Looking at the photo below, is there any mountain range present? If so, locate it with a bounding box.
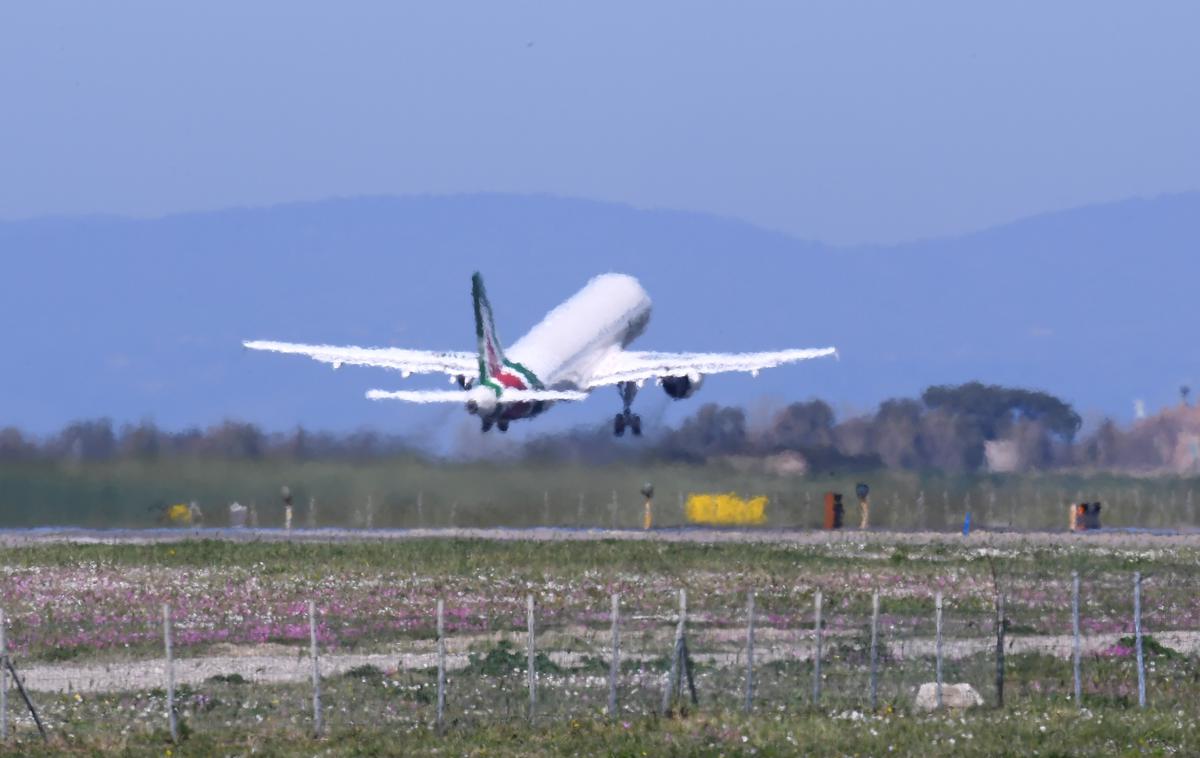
[2,192,1196,443]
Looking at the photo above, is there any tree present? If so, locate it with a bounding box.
[201,421,265,459]
[661,404,747,461]
[118,421,162,460]
[1006,418,1054,469]
[0,428,37,462]
[871,398,925,469]
[52,419,116,462]
[917,408,979,472]
[767,400,835,451]
[1080,418,1121,467]
[921,382,1081,458]
[1009,388,1082,440]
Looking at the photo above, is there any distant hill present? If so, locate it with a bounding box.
[2,192,1197,441]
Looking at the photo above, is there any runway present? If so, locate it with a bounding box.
[2,525,1199,549]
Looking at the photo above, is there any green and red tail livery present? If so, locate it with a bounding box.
[472,272,542,394]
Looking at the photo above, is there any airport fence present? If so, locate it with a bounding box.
[0,567,1192,745]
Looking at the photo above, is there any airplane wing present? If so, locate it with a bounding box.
[243,340,476,378]
[585,347,837,387]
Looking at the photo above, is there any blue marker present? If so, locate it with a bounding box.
[962,512,972,536]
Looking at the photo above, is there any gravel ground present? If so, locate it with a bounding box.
[15,629,1193,694]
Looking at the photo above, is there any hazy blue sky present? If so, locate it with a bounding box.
[3,2,1198,244]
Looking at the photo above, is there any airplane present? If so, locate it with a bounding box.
[244,272,836,436]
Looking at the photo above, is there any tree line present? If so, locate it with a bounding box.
[528,382,1197,474]
[0,420,415,463]
[526,382,1086,471]
[1,382,1194,473]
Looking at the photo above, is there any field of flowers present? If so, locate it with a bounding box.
[2,537,1200,755]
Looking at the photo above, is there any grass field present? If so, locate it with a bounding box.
[2,459,1200,531]
[2,537,1200,755]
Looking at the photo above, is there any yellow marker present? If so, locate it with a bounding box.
[165,503,192,526]
[643,498,653,530]
[685,493,767,526]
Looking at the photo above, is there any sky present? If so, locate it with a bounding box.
[3,2,1199,244]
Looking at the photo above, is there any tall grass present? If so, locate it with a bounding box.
[0,460,1197,530]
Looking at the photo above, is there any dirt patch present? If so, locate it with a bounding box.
[14,628,1192,694]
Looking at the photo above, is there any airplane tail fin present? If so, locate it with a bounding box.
[471,272,544,393]
[472,272,507,383]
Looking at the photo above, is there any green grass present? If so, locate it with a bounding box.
[4,699,1199,756]
[2,459,1199,530]
[1,536,1192,581]
[8,537,1200,753]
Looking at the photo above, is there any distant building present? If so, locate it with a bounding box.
[984,439,1021,473]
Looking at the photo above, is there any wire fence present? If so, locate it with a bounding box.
[0,570,1188,744]
[207,482,1200,531]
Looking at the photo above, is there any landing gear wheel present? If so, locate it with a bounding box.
[497,420,509,433]
[615,381,642,438]
[481,419,493,433]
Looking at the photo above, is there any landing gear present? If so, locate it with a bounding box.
[613,382,642,437]
[481,417,509,433]
[614,410,642,437]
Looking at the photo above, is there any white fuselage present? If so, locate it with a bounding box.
[506,273,651,390]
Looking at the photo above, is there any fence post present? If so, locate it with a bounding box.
[527,594,536,722]
[436,599,446,733]
[935,592,943,709]
[813,590,823,706]
[1,607,6,741]
[1134,572,1146,708]
[608,593,620,717]
[2,659,44,742]
[309,600,322,736]
[682,636,698,706]
[1072,571,1082,707]
[869,590,879,710]
[995,593,1005,708]
[661,589,687,714]
[163,604,177,743]
[744,591,755,713]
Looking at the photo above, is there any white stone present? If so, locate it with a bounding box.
[915,682,984,711]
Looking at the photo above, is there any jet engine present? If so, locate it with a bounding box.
[661,373,703,400]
